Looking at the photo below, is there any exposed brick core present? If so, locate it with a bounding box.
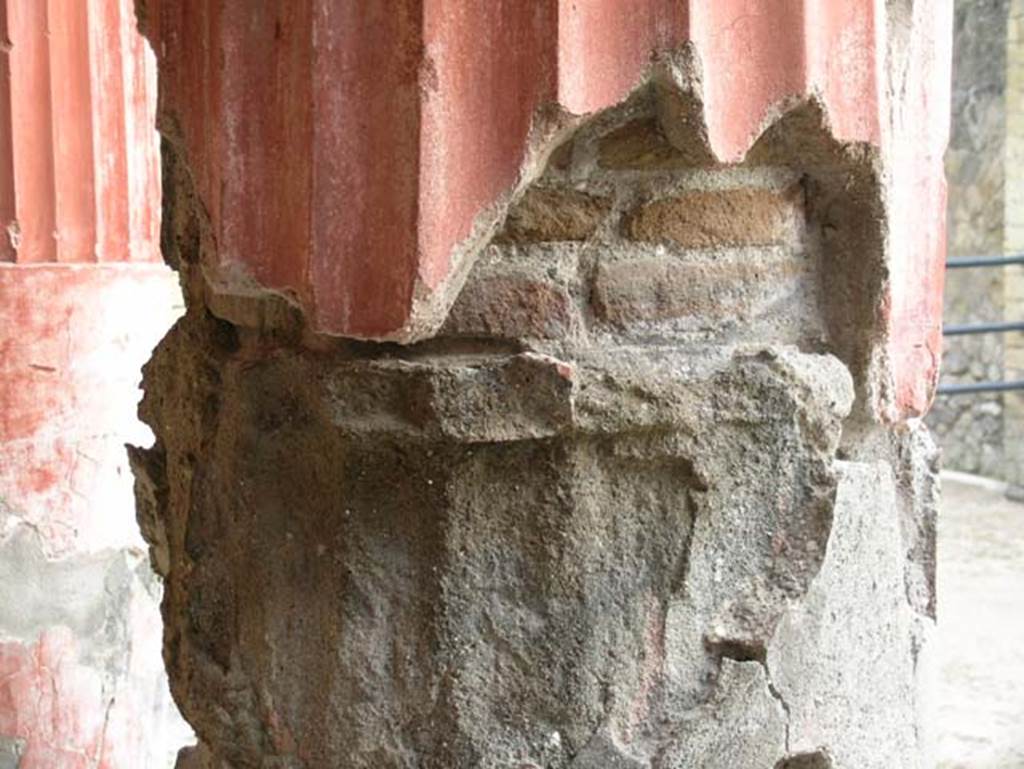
[443,271,577,340]
[442,96,838,361]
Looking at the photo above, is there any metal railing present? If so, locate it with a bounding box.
[943,321,1024,336]
[937,251,1024,396]
[946,253,1024,269]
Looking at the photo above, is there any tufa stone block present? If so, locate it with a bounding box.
[597,117,701,170]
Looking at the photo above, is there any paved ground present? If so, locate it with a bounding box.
[935,472,1024,768]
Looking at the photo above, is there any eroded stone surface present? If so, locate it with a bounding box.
[0,737,24,769]
[767,462,924,769]
[657,660,787,768]
[135,287,882,766]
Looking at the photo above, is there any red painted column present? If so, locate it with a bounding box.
[0,1,188,766]
[142,0,950,419]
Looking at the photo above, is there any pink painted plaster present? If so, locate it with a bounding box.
[0,600,180,769]
[882,0,952,418]
[0,4,188,766]
[0,264,181,555]
[0,629,111,769]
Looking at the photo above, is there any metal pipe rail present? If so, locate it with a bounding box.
[943,321,1024,336]
[946,253,1024,268]
[937,380,1024,395]
[937,253,1023,396]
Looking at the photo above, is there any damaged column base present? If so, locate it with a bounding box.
[134,307,935,769]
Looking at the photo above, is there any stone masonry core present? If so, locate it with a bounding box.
[133,62,941,768]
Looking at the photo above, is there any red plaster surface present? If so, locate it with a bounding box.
[557,0,684,115]
[0,4,19,263]
[0,0,160,265]
[313,0,422,335]
[0,269,184,769]
[0,629,111,769]
[417,1,558,295]
[142,1,950,410]
[4,0,55,263]
[883,2,952,418]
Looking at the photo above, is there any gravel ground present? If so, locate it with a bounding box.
[935,471,1024,768]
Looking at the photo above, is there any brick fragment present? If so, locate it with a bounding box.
[445,271,575,340]
[624,187,802,248]
[592,256,802,327]
[497,187,611,243]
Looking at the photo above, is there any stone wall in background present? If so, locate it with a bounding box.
[1003,0,1024,491]
[927,0,1010,479]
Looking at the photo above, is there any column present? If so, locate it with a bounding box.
[135,2,952,767]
